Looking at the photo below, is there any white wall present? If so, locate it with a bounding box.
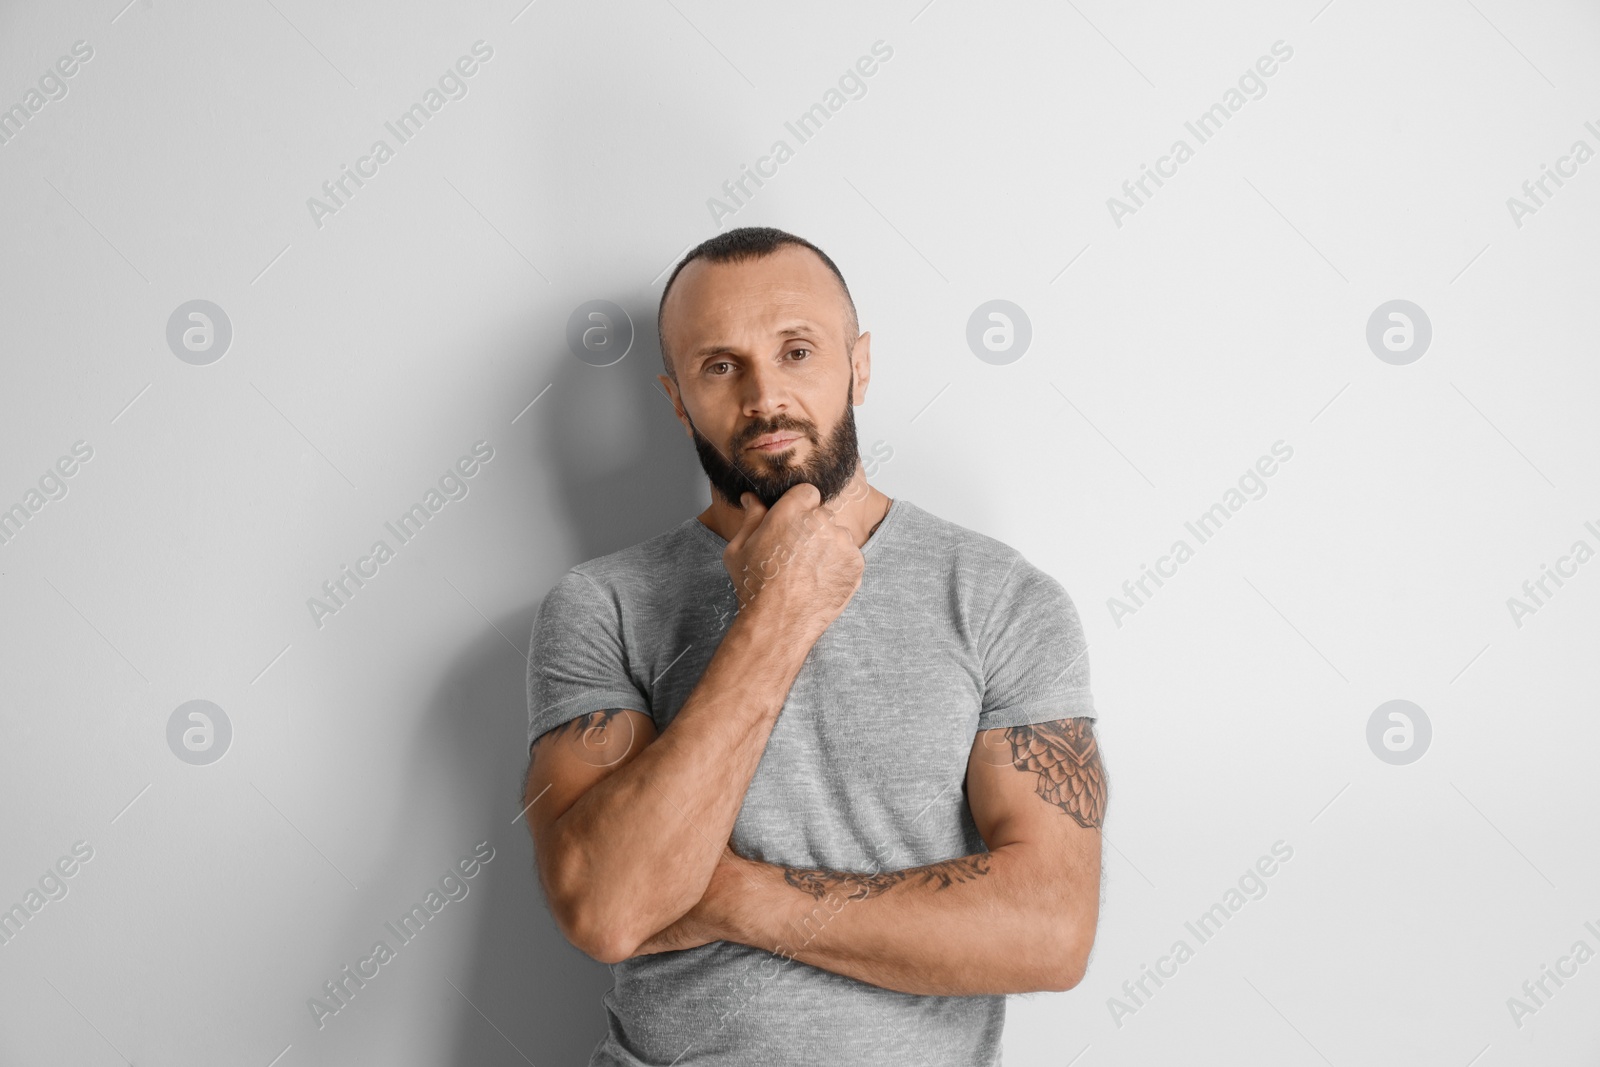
[1,0,1596,1064]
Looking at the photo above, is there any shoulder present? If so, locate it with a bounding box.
[890,500,1077,632]
[889,499,1034,583]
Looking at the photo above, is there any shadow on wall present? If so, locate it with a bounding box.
[431,309,705,1065]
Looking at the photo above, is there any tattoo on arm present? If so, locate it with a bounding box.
[773,719,1106,901]
[1001,716,1107,830]
[526,710,626,805]
[529,708,640,774]
[782,853,994,901]
[537,708,629,747]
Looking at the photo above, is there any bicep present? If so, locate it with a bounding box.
[524,708,658,860]
[965,716,1107,862]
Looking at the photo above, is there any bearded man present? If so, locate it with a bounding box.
[523,226,1107,1066]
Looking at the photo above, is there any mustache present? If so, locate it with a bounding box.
[736,415,817,447]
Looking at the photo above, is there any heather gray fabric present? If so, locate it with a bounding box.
[526,497,1097,1066]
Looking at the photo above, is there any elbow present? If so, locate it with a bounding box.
[1039,923,1095,993]
[546,877,647,964]
[574,924,641,966]
[548,884,644,964]
[1039,880,1101,993]
[543,846,668,964]
[538,821,710,966]
[539,841,642,964]
[1043,956,1087,994]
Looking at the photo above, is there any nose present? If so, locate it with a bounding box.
[739,357,790,421]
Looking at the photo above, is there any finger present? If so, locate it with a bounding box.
[770,482,822,521]
[725,492,767,552]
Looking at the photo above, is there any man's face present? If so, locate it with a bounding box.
[658,245,871,509]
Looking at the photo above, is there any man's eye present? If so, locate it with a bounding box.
[787,348,811,360]
[708,361,733,375]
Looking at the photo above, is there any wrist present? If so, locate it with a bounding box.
[730,597,825,652]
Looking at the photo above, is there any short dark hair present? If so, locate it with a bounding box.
[656,226,859,381]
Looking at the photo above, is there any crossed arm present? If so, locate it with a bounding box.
[527,711,1107,996]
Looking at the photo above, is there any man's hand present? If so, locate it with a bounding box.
[723,485,863,634]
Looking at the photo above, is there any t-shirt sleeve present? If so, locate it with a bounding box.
[976,555,1097,731]
[526,569,651,749]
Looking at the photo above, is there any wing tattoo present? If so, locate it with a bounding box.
[1002,717,1107,830]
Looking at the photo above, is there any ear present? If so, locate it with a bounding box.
[850,331,872,404]
[657,373,695,437]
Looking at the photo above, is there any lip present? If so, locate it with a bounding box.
[746,433,803,451]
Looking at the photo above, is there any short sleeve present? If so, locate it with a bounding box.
[526,569,651,749]
[977,556,1096,731]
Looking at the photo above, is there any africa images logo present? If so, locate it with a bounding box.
[705,40,893,224]
[307,842,495,1030]
[1105,40,1294,228]
[305,41,494,229]
[307,441,495,629]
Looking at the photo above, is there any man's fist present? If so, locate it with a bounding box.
[722,484,864,638]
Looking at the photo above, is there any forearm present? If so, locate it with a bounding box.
[547,606,817,957]
[716,844,1092,996]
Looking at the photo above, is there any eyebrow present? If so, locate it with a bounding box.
[691,323,824,361]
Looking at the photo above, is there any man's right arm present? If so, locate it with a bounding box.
[526,606,816,964]
[524,485,862,965]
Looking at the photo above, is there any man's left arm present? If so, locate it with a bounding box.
[639,716,1107,997]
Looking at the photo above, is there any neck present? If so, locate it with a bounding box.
[698,464,891,549]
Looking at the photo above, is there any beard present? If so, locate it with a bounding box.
[688,379,860,509]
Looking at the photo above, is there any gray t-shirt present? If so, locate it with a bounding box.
[526,497,1096,1066]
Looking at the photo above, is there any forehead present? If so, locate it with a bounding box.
[663,245,850,355]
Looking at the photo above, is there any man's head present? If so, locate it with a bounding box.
[656,227,871,510]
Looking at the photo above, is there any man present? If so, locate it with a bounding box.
[523,226,1107,1065]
